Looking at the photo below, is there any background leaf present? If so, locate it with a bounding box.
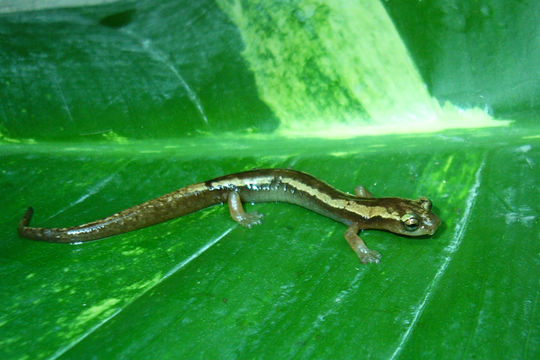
[1,0,538,359]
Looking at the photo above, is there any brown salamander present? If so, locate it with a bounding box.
[18,168,440,263]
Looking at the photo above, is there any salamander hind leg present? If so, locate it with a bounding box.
[344,223,381,264]
[227,192,263,228]
[354,186,374,198]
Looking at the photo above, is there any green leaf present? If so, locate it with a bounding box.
[1,1,538,359]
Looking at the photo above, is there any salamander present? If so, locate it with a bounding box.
[18,168,440,263]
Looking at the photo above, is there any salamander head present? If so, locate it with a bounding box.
[364,197,440,237]
[393,197,440,236]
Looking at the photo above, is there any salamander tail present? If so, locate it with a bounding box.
[18,207,34,234]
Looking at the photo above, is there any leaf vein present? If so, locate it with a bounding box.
[389,156,486,359]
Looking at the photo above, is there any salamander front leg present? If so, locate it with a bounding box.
[344,223,381,264]
[227,192,264,228]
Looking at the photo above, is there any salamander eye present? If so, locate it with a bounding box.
[402,214,420,232]
[419,197,432,211]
